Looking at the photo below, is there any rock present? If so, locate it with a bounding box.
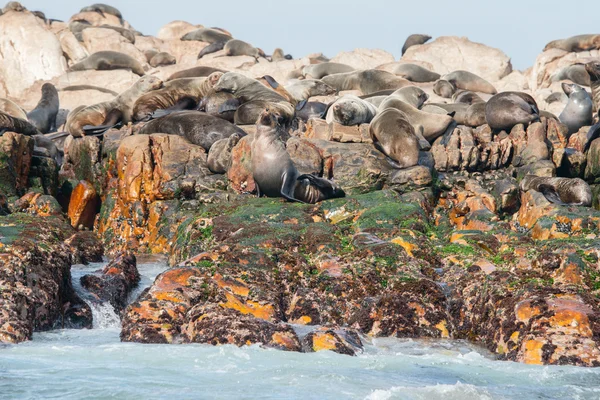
[12,192,62,216]
[61,135,101,185]
[304,119,372,144]
[402,36,512,82]
[29,155,59,197]
[81,252,140,313]
[157,21,200,40]
[0,11,65,96]
[0,132,33,197]
[64,231,104,265]
[57,70,140,98]
[330,48,395,70]
[559,148,587,178]
[68,12,127,29]
[58,29,89,65]
[530,49,600,92]
[516,160,556,181]
[386,165,432,193]
[492,178,520,215]
[496,70,529,92]
[82,28,147,66]
[302,327,363,356]
[68,180,100,230]
[585,138,600,184]
[228,135,255,193]
[0,214,92,343]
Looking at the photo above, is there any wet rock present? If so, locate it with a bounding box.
[302,327,363,356]
[386,165,432,193]
[64,231,104,265]
[29,155,59,197]
[0,132,34,197]
[492,178,520,216]
[585,138,600,184]
[80,252,140,313]
[67,180,100,230]
[12,192,62,216]
[61,135,101,185]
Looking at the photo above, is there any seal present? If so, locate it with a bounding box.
[559,83,593,134]
[0,98,27,120]
[378,63,440,82]
[551,64,591,87]
[302,63,355,79]
[296,102,328,122]
[452,90,484,105]
[322,70,411,95]
[197,41,228,59]
[181,28,232,43]
[69,51,145,76]
[284,79,336,102]
[138,110,246,151]
[378,97,455,142]
[585,61,600,112]
[520,175,592,206]
[325,95,378,126]
[434,71,497,98]
[207,132,244,174]
[59,85,119,96]
[197,91,238,122]
[132,72,222,121]
[79,3,123,19]
[218,39,265,60]
[252,110,345,203]
[369,108,419,168]
[2,1,25,13]
[257,75,296,105]
[428,102,487,127]
[0,111,40,136]
[212,72,295,125]
[27,83,59,134]
[485,92,540,131]
[147,51,176,67]
[271,48,292,61]
[166,66,226,81]
[66,75,163,137]
[544,35,600,52]
[363,86,428,109]
[402,34,432,55]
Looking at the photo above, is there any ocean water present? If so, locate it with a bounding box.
[1,258,599,400]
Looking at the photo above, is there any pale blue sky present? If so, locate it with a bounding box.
[22,0,590,70]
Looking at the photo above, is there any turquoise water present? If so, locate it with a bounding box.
[1,259,599,400]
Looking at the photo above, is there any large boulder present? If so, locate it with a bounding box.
[0,132,34,197]
[529,49,600,92]
[81,28,148,65]
[330,48,395,70]
[402,36,512,82]
[0,10,66,96]
[157,21,201,40]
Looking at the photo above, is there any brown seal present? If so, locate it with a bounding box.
[551,64,591,87]
[302,63,355,79]
[166,66,226,81]
[402,34,432,55]
[452,90,484,105]
[212,72,295,125]
[0,111,40,136]
[207,132,243,174]
[428,102,487,127]
[0,98,27,120]
[585,61,600,112]
[485,92,540,131]
[284,79,336,102]
[217,39,265,60]
[197,41,228,59]
[68,51,145,76]
[325,95,378,126]
[257,75,296,105]
[181,28,232,43]
[322,70,411,95]
[271,48,292,61]
[520,175,592,206]
[66,75,163,137]
[252,110,345,203]
[197,91,238,122]
[79,3,123,19]
[377,63,440,82]
[27,83,59,133]
[132,72,222,121]
[145,51,176,67]
[138,110,246,151]
[434,71,497,98]
[544,35,600,52]
[369,108,419,168]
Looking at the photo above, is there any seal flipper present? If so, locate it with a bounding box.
[83,109,123,136]
[262,75,279,89]
[219,99,241,114]
[584,122,600,153]
[151,97,198,119]
[296,99,308,111]
[281,172,307,203]
[538,183,567,205]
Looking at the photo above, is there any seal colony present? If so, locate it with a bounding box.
[3,1,600,369]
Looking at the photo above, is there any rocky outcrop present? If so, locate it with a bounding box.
[0,132,33,197]
[330,48,395,70]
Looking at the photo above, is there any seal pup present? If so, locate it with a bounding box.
[485,92,540,131]
[377,63,440,82]
[559,83,593,134]
[0,98,27,120]
[434,71,497,98]
[0,111,40,136]
[197,41,228,59]
[452,90,484,105]
[325,95,378,126]
[217,39,265,60]
[284,80,336,103]
[181,28,232,43]
[401,34,432,55]
[148,52,176,67]
[302,63,355,79]
[66,75,163,137]
[369,108,419,168]
[271,48,292,61]
[378,97,455,142]
[166,66,226,81]
[322,70,411,95]
[520,175,592,206]
[252,110,345,203]
[79,3,123,19]
[27,83,59,134]
[138,111,245,151]
[551,64,591,87]
[69,51,145,76]
[585,61,600,112]
[212,72,295,125]
[544,35,600,52]
[132,72,222,121]
[207,133,243,174]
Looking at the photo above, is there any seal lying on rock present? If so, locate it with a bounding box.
[302,63,354,79]
[322,70,410,95]
[181,28,232,43]
[377,63,439,82]
[166,66,226,81]
[544,34,600,52]
[0,98,27,120]
[284,80,336,103]
[69,51,145,76]
[66,75,163,137]
[402,34,432,54]
[559,83,593,134]
[520,175,592,206]
[207,133,243,174]
[217,39,265,60]
[485,92,539,131]
[27,83,59,134]
[138,110,246,151]
[434,71,497,98]
[271,48,292,61]
[369,108,419,169]
[197,41,228,59]
[252,110,345,203]
[324,95,378,126]
[0,111,40,136]
[80,3,123,19]
[551,64,591,87]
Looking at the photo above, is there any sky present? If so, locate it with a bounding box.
[21,0,594,71]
